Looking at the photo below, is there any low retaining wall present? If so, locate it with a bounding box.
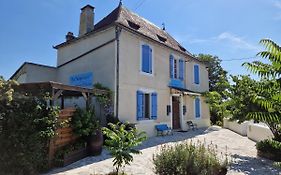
[223,119,273,142]
[247,123,273,142]
[223,118,249,136]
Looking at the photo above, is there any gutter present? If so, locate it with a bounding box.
[115,26,122,118]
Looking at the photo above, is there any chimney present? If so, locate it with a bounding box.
[79,5,95,36]
[65,32,75,41]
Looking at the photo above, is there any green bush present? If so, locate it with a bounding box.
[256,139,281,161]
[0,78,60,175]
[0,94,60,175]
[71,106,100,138]
[153,140,229,175]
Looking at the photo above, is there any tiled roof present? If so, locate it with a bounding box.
[55,4,194,58]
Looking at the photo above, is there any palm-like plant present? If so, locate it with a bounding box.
[243,39,281,141]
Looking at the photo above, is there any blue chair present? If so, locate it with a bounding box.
[155,124,173,136]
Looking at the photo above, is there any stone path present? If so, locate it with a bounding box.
[46,127,281,175]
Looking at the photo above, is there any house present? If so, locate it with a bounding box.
[11,3,210,137]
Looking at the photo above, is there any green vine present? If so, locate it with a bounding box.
[94,83,113,116]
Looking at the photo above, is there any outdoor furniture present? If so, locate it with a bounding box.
[186,121,198,131]
[155,124,173,136]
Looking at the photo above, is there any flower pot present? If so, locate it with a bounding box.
[86,130,104,156]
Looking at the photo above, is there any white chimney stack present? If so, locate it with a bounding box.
[79,5,95,36]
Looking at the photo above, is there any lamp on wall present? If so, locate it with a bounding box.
[183,105,187,115]
[167,105,171,116]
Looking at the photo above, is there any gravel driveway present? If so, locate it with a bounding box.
[46,127,281,175]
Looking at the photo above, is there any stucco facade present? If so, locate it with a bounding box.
[11,4,210,137]
[118,29,210,137]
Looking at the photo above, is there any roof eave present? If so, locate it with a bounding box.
[116,23,205,63]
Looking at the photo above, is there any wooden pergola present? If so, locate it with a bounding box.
[14,81,108,109]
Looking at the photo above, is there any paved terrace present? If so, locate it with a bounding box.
[46,127,281,175]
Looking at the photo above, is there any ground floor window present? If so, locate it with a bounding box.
[137,90,157,120]
[194,97,201,118]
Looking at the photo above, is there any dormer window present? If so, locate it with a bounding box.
[127,20,140,30]
[157,35,167,42]
[178,45,187,52]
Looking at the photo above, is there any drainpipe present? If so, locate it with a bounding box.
[115,26,122,119]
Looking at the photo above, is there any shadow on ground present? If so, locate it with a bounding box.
[229,154,281,175]
[46,128,214,174]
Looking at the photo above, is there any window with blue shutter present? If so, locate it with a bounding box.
[137,91,144,120]
[194,65,200,84]
[142,44,152,74]
[149,47,152,73]
[169,55,174,78]
[151,92,157,120]
[195,98,201,118]
[179,59,184,80]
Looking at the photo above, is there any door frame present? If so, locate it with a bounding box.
[170,94,184,130]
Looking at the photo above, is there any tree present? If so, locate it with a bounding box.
[198,54,230,125]
[227,75,264,122]
[102,123,147,174]
[204,91,230,125]
[243,39,281,141]
[197,54,229,94]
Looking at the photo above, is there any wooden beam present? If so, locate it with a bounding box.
[82,92,88,101]
[53,90,64,100]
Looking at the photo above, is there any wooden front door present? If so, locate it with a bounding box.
[172,96,180,129]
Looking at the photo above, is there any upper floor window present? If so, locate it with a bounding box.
[141,44,152,74]
[170,55,184,80]
[194,64,200,84]
[174,59,177,79]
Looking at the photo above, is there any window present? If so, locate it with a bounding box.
[170,55,185,81]
[144,93,150,119]
[127,20,140,30]
[195,97,201,118]
[170,55,174,78]
[178,45,187,52]
[157,34,167,42]
[141,44,152,74]
[136,91,157,120]
[194,64,200,84]
[174,59,177,79]
[179,59,184,80]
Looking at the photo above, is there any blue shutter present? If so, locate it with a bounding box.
[142,45,150,73]
[179,59,184,80]
[169,55,174,78]
[194,65,200,84]
[151,92,157,120]
[149,47,152,73]
[137,91,144,120]
[195,98,200,118]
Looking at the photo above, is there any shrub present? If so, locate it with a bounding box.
[153,140,229,175]
[71,106,100,137]
[0,93,60,175]
[256,139,281,161]
[102,123,147,174]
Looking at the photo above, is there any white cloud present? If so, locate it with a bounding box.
[274,0,281,9]
[215,32,259,51]
[177,32,259,51]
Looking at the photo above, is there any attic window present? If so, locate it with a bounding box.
[178,45,187,52]
[127,20,140,30]
[157,35,167,42]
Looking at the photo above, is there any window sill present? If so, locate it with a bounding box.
[140,71,154,77]
[137,119,156,123]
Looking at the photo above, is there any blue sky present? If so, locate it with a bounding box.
[0,0,280,80]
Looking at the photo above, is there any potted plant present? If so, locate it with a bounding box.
[71,106,103,156]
